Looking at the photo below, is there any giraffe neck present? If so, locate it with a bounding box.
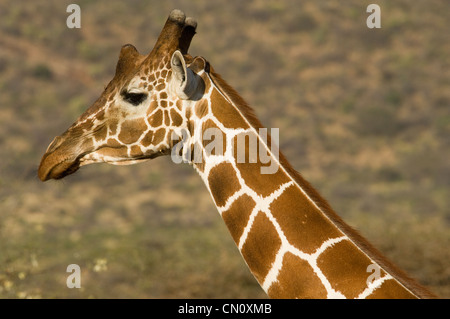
[178,67,433,299]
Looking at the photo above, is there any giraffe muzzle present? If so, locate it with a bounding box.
[38,130,89,181]
[38,147,81,181]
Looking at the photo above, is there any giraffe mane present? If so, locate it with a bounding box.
[206,68,437,299]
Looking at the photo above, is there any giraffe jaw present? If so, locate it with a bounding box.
[78,154,152,167]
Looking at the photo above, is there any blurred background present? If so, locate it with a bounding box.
[0,0,448,298]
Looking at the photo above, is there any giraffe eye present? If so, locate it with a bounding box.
[122,91,147,106]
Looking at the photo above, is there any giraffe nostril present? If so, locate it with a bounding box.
[46,136,63,153]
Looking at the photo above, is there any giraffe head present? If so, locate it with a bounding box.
[38,10,204,181]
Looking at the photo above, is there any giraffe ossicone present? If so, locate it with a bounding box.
[38,10,437,299]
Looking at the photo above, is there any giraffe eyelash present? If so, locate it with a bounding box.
[121,91,148,106]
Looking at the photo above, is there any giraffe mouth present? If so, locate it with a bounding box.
[38,132,95,181]
[38,143,163,181]
[38,151,83,181]
[78,150,156,167]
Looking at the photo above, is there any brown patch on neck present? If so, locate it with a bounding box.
[268,252,328,298]
[201,119,227,157]
[367,280,417,299]
[270,184,342,254]
[231,131,289,197]
[208,70,263,131]
[221,194,256,244]
[317,240,379,298]
[207,162,240,207]
[210,88,249,129]
[194,98,209,119]
[241,212,282,284]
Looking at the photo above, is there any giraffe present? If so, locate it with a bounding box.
[38,10,437,299]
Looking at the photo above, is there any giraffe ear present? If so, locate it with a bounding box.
[170,50,200,100]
